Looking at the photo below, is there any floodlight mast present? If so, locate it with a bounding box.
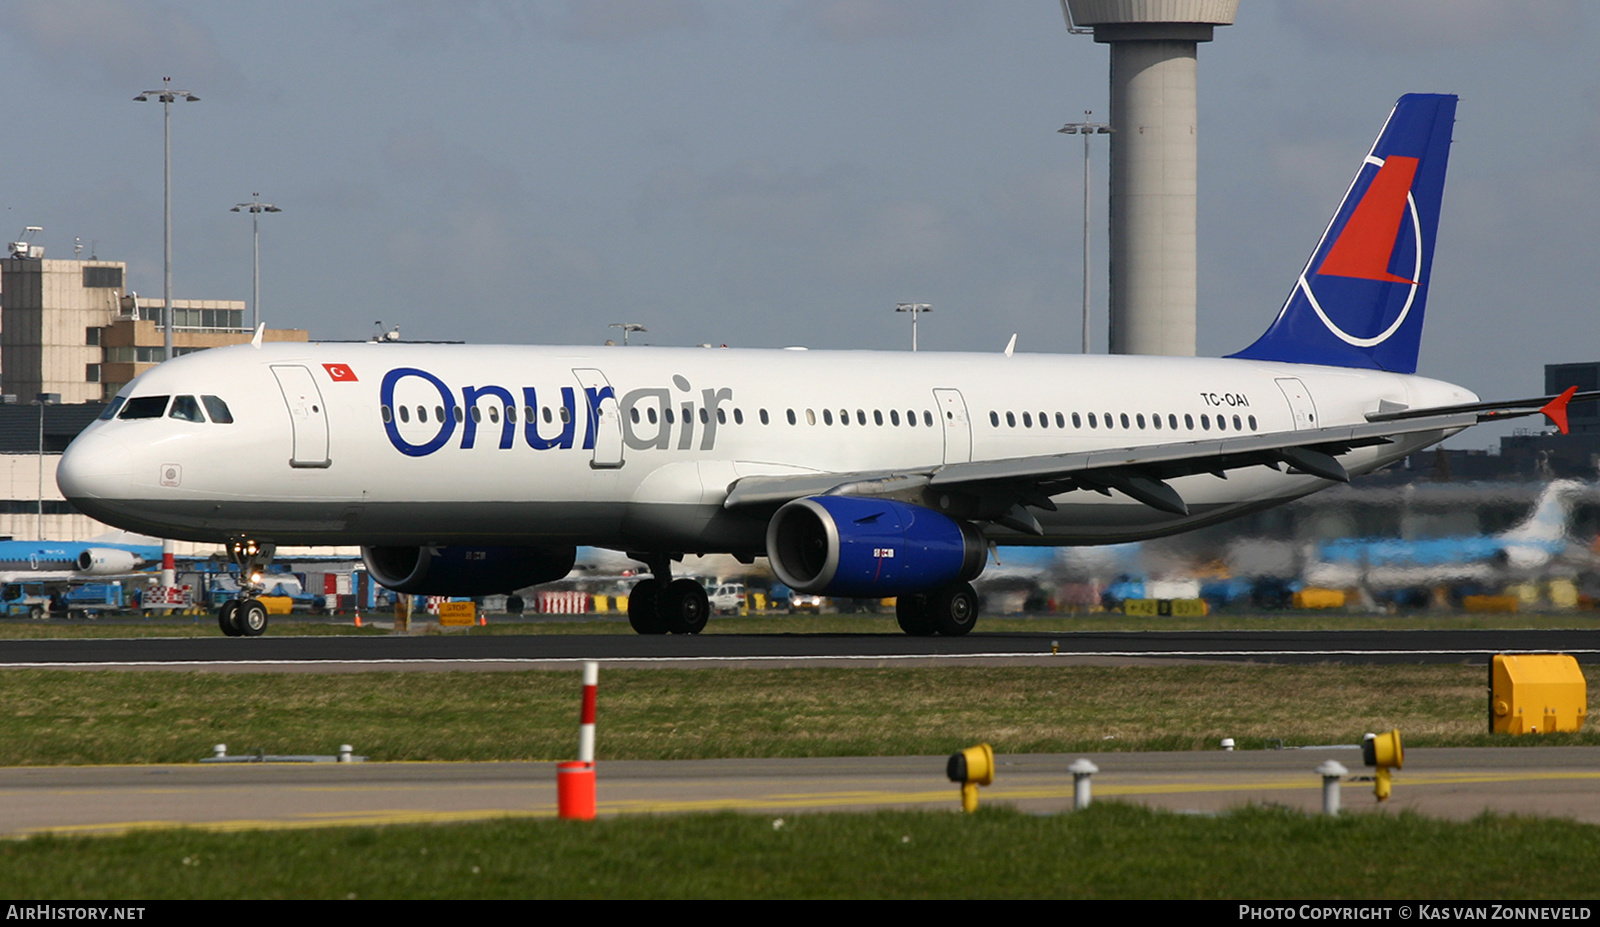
[133,78,201,362]
[1059,115,1112,354]
[895,303,932,351]
[609,323,647,346]
[231,196,282,331]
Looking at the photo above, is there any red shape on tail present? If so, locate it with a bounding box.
[1317,156,1420,284]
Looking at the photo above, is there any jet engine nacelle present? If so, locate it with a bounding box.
[1500,543,1556,571]
[362,545,577,596]
[766,496,985,597]
[75,548,141,575]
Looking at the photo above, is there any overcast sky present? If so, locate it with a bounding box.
[1,1,1595,448]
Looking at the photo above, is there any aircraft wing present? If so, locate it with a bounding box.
[724,392,1579,531]
[0,572,78,585]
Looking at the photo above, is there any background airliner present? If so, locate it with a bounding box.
[0,535,159,586]
[1304,479,1585,590]
[55,93,1585,638]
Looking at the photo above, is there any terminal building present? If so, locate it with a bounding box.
[0,247,306,542]
[0,252,306,404]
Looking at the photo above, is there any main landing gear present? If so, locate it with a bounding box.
[218,539,276,638]
[895,581,980,637]
[625,554,709,635]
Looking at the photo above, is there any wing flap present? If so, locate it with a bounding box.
[723,409,1484,514]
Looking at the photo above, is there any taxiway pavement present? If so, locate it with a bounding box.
[4,747,1598,838]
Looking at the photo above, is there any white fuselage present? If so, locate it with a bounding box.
[56,342,1476,553]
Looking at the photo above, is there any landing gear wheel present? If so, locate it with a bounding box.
[627,578,666,634]
[929,582,980,637]
[505,594,525,615]
[218,601,243,637]
[661,579,710,635]
[237,598,269,637]
[895,594,936,636]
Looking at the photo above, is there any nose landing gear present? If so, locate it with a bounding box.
[218,539,276,638]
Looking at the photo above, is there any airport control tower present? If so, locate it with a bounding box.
[1062,0,1237,356]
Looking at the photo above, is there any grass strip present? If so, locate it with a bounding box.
[1,664,1595,766]
[3,805,1598,899]
[1,609,1598,638]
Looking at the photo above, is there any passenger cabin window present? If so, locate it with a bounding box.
[118,395,170,420]
[201,395,233,424]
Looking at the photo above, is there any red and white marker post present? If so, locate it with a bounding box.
[557,661,598,820]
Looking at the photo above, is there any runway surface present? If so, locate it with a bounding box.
[5,747,1598,838]
[1,627,1598,671]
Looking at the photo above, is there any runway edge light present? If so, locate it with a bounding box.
[1361,729,1403,802]
[946,743,994,813]
[1490,654,1587,735]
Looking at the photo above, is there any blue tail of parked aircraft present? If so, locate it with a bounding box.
[1231,93,1457,374]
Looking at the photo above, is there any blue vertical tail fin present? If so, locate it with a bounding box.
[1230,93,1457,374]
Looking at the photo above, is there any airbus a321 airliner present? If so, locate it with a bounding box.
[56,93,1584,637]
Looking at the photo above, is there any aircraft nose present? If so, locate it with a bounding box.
[56,430,135,501]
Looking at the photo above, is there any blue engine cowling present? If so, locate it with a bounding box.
[362,545,577,596]
[766,496,985,597]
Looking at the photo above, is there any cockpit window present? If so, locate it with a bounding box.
[99,396,127,421]
[201,395,234,424]
[118,396,171,420]
[169,395,206,423]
